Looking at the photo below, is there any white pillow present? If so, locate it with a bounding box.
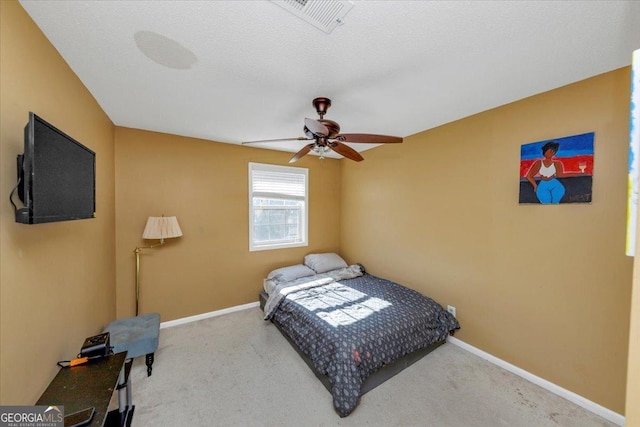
[304,253,348,274]
[267,264,315,283]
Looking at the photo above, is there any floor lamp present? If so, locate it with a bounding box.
[134,216,183,315]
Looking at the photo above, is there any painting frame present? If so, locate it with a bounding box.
[519,132,594,205]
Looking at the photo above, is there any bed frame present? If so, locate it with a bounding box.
[259,291,445,396]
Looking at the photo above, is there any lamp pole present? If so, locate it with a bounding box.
[134,247,142,316]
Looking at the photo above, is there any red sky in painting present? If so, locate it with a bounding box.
[520,155,593,178]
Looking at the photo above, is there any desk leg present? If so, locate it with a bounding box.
[117,359,134,426]
[118,365,126,424]
[126,368,132,408]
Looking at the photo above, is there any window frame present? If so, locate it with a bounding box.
[248,162,309,252]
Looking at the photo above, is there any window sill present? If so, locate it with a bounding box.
[249,241,308,252]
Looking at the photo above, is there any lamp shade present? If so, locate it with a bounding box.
[142,216,183,240]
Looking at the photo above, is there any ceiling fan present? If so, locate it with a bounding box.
[242,97,403,163]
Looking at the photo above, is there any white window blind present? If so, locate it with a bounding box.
[251,169,306,200]
[249,163,308,251]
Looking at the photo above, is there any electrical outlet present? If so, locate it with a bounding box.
[447,305,456,317]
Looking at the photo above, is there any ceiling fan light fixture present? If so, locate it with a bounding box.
[312,144,331,160]
[312,144,330,154]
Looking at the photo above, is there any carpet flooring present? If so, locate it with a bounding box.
[128,307,616,426]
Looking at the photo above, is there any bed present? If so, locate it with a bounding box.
[260,253,460,417]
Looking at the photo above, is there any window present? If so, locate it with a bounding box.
[249,162,308,251]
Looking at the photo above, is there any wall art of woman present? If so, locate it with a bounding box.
[525,141,569,204]
[520,132,593,204]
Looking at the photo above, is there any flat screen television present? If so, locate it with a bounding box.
[12,112,95,224]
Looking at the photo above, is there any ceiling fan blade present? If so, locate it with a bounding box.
[242,137,311,144]
[289,143,315,163]
[335,133,403,144]
[304,118,329,137]
[328,141,364,162]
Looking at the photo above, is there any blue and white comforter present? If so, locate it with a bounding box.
[265,266,460,417]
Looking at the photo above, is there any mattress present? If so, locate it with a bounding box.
[262,268,459,416]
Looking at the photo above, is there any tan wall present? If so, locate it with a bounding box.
[628,187,640,423]
[0,1,116,404]
[340,68,633,413]
[114,127,341,320]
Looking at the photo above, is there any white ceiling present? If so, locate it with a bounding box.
[19,0,640,160]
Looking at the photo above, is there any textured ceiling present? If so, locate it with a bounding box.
[18,0,640,159]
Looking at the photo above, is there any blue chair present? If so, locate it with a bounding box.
[103,313,160,376]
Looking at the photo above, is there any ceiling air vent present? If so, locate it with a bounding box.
[270,0,354,34]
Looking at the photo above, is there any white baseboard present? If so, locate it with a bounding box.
[446,336,625,426]
[160,301,260,329]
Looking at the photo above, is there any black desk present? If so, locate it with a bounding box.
[36,352,133,427]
